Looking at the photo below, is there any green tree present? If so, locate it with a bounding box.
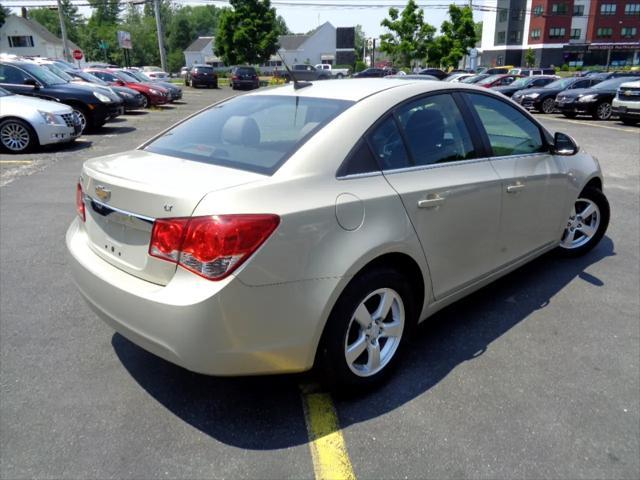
[88,0,121,25]
[274,14,290,35]
[214,0,279,65]
[1,4,11,28]
[525,47,536,67]
[436,5,477,69]
[379,0,436,68]
[27,8,60,37]
[354,24,366,61]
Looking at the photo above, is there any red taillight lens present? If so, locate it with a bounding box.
[76,182,85,222]
[149,214,279,280]
[232,75,239,80]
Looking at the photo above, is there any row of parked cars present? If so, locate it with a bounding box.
[0,55,185,153]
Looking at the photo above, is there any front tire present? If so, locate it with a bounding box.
[317,267,415,391]
[593,101,612,120]
[557,187,610,257]
[541,97,555,114]
[72,107,88,133]
[0,118,37,153]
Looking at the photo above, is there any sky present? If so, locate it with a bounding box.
[7,0,483,40]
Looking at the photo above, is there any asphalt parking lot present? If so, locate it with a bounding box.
[1,86,639,479]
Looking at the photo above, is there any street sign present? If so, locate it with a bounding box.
[72,49,83,60]
[117,31,132,49]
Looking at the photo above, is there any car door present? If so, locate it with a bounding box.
[375,93,503,299]
[463,92,568,264]
[0,64,39,97]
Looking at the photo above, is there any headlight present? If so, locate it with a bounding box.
[578,94,598,102]
[149,88,161,95]
[93,91,111,103]
[526,93,540,99]
[38,110,60,125]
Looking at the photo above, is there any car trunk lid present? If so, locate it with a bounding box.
[80,149,263,285]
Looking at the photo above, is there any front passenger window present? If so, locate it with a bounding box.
[467,93,545,156]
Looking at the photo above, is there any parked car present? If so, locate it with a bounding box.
[493,75,558,97]
[461,73,490,84]
[142,66,169,80]
[589,71,640,81]
[512,76,602,113]
[445,73,475,82]
[509,68,556,76]
[280,64,331,82]
[314,64,350,78]
[476,74,523,88]
[385,74,439,81]
[230,66,260,90]
[484,66,513,74]
[66,69,146,111]
[123,69,183,101]
[0,60,123,132]
[555,76,638,120]
[67,79,609,390]
[575,70,604,77]
[185,64,218,88]
[612,80,640,125]
[0,86,81,153]
[86,68,169,107]
[418,68,447,80]
[180,67,189,78]
[352,68,388,78]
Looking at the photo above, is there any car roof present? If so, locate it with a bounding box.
[250,78,486,102]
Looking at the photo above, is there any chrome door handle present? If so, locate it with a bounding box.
[418,195,445,209]
[506,183,525,194]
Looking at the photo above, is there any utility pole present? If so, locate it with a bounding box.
[153,0,168,72]
[56,0,71,62]
[370,38,376,68]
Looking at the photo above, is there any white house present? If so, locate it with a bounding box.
[278,22,337,67]
[0,14,80,59]
[183,37,224,68]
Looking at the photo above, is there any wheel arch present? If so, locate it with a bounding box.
[0,116,40,148]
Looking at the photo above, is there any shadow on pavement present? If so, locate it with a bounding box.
[113,237,615,450]
[125,110,149,116]
[87,126,136,135]
[41,139,93,152]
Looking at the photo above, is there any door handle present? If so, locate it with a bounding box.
[506,182,525,194]
[418,195,445,209]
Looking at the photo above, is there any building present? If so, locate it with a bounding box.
[183,37,224,69]
[480,0,640,67]
[0,14,80,59]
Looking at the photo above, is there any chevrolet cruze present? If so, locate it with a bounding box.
[67,79,610,389]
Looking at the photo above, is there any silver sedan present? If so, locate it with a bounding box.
[67,79,610,390]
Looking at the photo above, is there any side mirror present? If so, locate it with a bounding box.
[553,132,579,155]
[24,78,40,88]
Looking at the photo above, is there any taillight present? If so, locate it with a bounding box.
[149,214,280,280]
[76,182,85,222]
[232,75,239,80]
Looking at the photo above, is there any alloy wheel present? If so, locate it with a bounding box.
[560,198,601,249]
[542,97,555,114]
[74,109,87,133]
[596,102,612,120]
[344,288,405,377]
[0,122,31,152]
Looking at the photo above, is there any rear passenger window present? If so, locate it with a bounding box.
[573,80,590,88]
[467,93,545,156]
[338,139,380,176]
[368,116,410,170]
[396,94,476,166]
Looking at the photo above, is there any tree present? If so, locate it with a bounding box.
[88,0,121,25]
[27,8,60,37]
[436,5,477,69]
[274,15,290,35]
[214,0,279,65]
[525,47,536,67]
[379,0,436,68]
[0,3,10,28]
[354,24,366,61]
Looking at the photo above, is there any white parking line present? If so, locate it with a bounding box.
[541,116,638,133]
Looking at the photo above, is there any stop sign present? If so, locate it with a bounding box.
[72,49,83,60]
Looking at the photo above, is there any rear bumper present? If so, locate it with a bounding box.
[66,218,338,375]
[191,77,217,86]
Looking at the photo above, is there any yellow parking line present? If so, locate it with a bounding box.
[0,160,33,165]
[300,383,356,480]
[543,116,637,133]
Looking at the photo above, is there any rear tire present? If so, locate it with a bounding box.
[317,267,415,392]
[557,187,610,257]
[0,118,37,153]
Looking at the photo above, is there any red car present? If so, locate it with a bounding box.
[85,68,169,107]
[476,74,523,88]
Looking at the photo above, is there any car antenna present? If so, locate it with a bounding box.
[277,51,312,90]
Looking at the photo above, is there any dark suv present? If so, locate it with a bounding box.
[230,66,259,90]
[0,60,123,132]
[185,65,218,88]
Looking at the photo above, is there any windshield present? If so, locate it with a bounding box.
[478,74,504,84]
[22,63,67,85]
[40,63,73,82]
[145,95,354,175]
[115,71,140,83]
[462,74,489,83]
[594,77,636,90]
[74,70,108,86]
[509,77,532,88]
[0,86,12,97]
[544,78,575,90]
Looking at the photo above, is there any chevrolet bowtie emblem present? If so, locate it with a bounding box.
[95,185,111,202]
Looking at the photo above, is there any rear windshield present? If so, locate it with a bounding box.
[195,66,213,72]
[145,95,353,175]
[236,67,255,75]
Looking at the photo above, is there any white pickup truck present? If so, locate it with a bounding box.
[314,64,350,79]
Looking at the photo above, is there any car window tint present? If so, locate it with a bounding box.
[396,94,476,166]
[574,79,590,88]
[338,139,380,176]
[0,64,29,84]
[368,116,410,170]
[146,95,353,175]
[467,93,545,156]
